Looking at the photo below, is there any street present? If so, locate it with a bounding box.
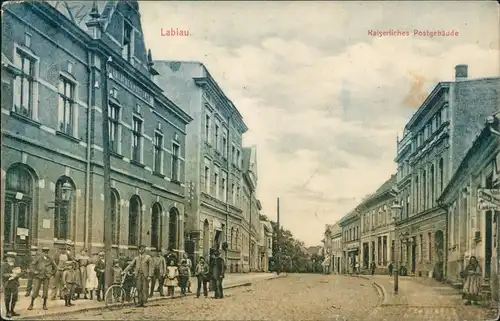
[34,274,381,320]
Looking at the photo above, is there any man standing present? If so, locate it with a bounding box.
[3,252,21,318]
[25,245,38,297]
[124,245,152,307]
[212,250,225,299]
[51,243,73,300]
[149,248,166,297]
[94,252,106,301]
[28,247,57,311]
[183,253,193,293]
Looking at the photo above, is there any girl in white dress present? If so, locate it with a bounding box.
[86,253,99,300]
[165,260,179,296]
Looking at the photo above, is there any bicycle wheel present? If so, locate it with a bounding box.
[131,287,139,306]
[104,285,125,309]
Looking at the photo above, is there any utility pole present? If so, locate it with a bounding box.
[276,197,281,274]
[102,56,113,290]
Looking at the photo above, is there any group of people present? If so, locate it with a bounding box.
[2,243,227,318]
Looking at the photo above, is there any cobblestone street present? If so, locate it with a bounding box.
[33,274,380,320]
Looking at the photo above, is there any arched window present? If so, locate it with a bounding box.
[110,189,120,245]
[151,203,162,249]
[168,208,179,250]
[4,164,34,249]
[54,176,75,240]
[128,195,141,246]
[439,158,444,192]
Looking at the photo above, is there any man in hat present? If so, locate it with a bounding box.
[3,252,21,318]
[149,248,166,297]
[25,245,39,297]
[51,242,74,300]
[28,247,57,311]
[94,252,106,301]
[212,250,225,299]
[123,245,152,307]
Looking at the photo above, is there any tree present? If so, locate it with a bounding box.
[269,221,311,273]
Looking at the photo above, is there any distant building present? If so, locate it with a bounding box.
[358,175,397,273]
[153,60,249,270]
[395,65,500,278]
[1,1,192,263]
[339,210,361,274]
[439,113,500,294]
[259,218,273,272]
[323,223,342,274]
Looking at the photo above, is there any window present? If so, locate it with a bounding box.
[122,21,133,61]
[58,77,75,135]
[54,177,74,240]
[132,117,142,162]
[422,170,427,209]
[419,234,423,262]
[128,195,141,245]
[222,136,227,157]
[205,114,211,143]
[232,145,236,164]
[154,133,163,173]
[236,186,240,205]
[222,171,228,202]
[215,122,220,152]
[110,189,120,245]
[171,143,180,181]
[430,165,435,206]
[237,149,241,168]
[415,176,419,212]
[109,104,120,153]
[439,158,444,191]
[13,50,35,118]
[436,110,442,127]
[204,158,211,194]
[24,33,32,47]
[231,183,236,204]
[214,166,220,199]
[427,232,432,261]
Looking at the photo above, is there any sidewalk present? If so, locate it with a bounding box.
[7,272,281,320]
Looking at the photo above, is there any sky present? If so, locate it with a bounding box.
[139,1,499,247]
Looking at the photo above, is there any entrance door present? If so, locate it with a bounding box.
[411,243,416,273]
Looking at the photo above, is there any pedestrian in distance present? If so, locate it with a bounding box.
[24,245,38,297]
[149,248,166,297]
[2,252,22,318]
[212,250,225,299]
[183,253,193,293]
[370,262,376,276]
[123,245,153,307]
[462,256,482,305]
[62,261,77,307]
[28,247,57,311]
[178,259,190,296]
[51,243,74,300]
[94,252,106,301]
[195,257,210,298]
[165,260,178,296]
[388,262,393,276]
[75,248,90,299]
[85,253,99,300]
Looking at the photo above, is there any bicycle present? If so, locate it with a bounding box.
[104,272,138,309]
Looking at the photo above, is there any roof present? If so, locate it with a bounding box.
[357,174,397,210]
[405,82,450,130]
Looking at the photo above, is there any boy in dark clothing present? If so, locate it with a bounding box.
[3,252,21,318]
[178,260,190,296]
[62,261,77,307]
[94,252,105,301]
[195,257,210,298]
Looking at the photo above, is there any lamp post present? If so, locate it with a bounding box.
[391,201,402,295]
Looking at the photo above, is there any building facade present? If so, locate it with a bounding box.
[259,218,273,272]
[1,1,192,263]
[358,175,397,273]
[439,113,500,298]
[322,223,342,274]
[153,61,249,269]
[395,65,500,278]
[339,211,361,274]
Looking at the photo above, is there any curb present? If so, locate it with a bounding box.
[372,282,388,306]
[15,275,285,320]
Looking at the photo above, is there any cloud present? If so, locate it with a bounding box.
[140,1,499,246]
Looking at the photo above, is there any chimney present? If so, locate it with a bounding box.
[455,64,468,81]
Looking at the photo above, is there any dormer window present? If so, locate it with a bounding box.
[123,21,133,61]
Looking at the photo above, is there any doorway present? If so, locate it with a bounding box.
[411,238,416,273]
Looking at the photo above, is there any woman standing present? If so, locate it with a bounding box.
[165,260,178,297]
[85,253,99,300]
[76,249,90,299]
[463,256,482,305]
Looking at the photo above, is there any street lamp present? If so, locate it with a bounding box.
[44,181,73,210]
[391,201,402,295]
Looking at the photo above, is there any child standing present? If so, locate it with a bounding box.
[195,257,209,298]
[62,261,77,307]
[85,253,99,300]
[178,259,190,296]
[111,259,123,301]
[122,259,135,301]
[165,260,178,296]
[2,252,21,318]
